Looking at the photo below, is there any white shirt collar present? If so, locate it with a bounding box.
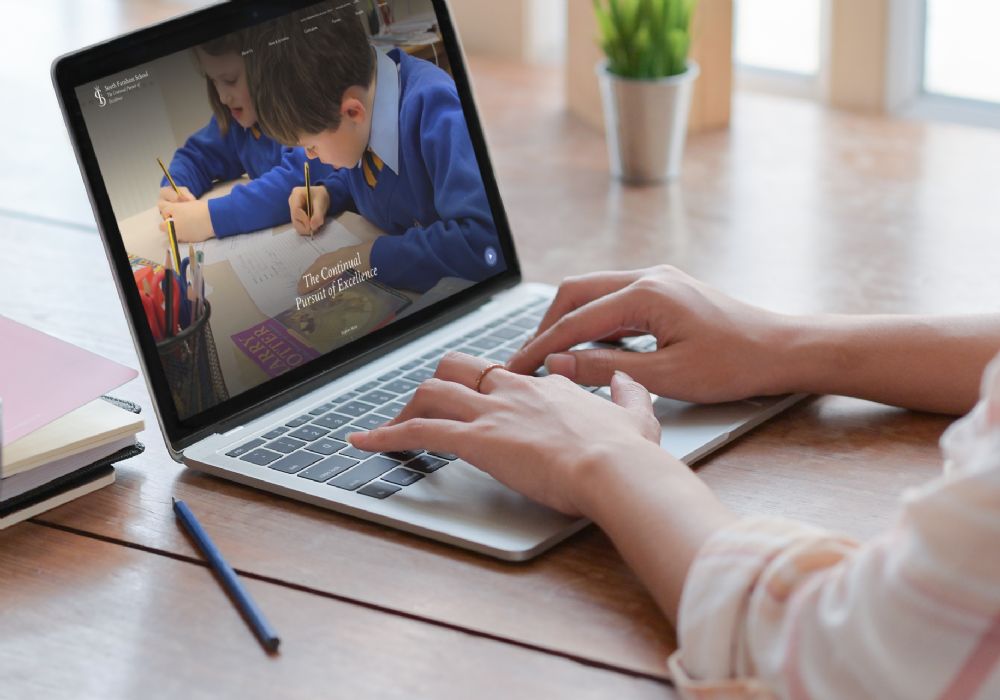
[367,48,400,175]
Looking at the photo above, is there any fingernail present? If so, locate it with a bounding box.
[613,370,634,383]
[545,353,576,380]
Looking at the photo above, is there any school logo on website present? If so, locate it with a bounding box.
[94,85,107,107]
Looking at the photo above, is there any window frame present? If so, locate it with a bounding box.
[887,0,1000,129]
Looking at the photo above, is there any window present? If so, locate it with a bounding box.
[734,0,821,75]
[923,0,1000,104]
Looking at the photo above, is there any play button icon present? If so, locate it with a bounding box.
[484,246,498,267]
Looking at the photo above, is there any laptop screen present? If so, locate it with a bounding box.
[70,0,510,422]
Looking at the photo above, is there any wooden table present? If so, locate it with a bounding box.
[4,47,1000,697]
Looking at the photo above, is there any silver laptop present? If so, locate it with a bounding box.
[53,0,801,561]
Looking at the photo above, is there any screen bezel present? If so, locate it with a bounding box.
[52,0,522,451]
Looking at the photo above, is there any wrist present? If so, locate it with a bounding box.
[573,438,693,523]
[767,313,845,395]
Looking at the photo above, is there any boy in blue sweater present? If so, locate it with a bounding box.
[158,33,333,242]
[246,9,504,293]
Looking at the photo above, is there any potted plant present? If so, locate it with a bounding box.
[593,0,699,183]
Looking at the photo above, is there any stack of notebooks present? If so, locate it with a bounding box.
[1,316,145,529]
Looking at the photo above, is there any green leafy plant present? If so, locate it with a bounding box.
[593,0,697,79]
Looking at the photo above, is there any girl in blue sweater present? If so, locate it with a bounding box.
[157,33,332,243]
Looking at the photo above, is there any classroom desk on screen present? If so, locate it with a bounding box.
[3,55,1000,698]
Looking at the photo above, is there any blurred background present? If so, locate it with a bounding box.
[1,0,997,232]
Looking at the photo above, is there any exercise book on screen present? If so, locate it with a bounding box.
[53,0,802,560]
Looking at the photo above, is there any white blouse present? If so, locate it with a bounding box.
[669,353,1000,699]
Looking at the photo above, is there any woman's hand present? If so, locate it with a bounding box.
[157,200,215,243]
[289,185,331,235]
[350,352,670,518]
[506,265,794,404]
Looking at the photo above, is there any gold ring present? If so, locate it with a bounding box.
[474,363,506,393]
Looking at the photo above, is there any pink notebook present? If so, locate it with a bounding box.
[0,316,138,446]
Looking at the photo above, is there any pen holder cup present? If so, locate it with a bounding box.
[156,301,229,418]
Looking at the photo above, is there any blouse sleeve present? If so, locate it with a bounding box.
[669,353,1000,700]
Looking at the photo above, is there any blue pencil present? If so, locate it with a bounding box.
[172,498,280,653]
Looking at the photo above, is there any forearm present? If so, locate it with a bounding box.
[776,313,1000,415]
[579,441,737,626]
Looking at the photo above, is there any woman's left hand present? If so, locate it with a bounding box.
[349,352,665,517]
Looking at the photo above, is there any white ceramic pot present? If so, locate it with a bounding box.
[597,59,700,184]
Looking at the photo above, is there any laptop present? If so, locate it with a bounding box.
[53,0,802,561]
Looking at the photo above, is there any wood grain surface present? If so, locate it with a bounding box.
[3,3,999,695]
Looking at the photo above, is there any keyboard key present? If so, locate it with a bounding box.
[485,347,516,363]
[332,391,359,404]
[358,482,401,499]
[358,389,397,405]
[509,316,537,330]
[266,436,307,454]
[382,468,424,486]
[260,427,288,440]
[284,415,312,428]
[380,401,408,419]
[297,455,358,482]
[384,450,422,462]
[240,448,283,466]
[338,400,377,417]
[339,445,376,460]
[270,450,323,474]
[419,350,441,361]
[399,359,423,370]
[489,326,522,340]
[226,438,265,458]
[382,379,418,395]
[405,455,447,473]
[455,346,485,356]
[377,370,401,381]
[328,425,359,441]
[355,381,380,392]
[288,425,329,442]
[328,456,399,490]
[403,367,434,383]
[312,412,352,429]
[305,437,347,455]
[466,335,504,351]
[429,451,458,461]
[309,402,336,416]
[351,413,392,431]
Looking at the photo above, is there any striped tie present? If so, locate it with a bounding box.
[362,148,384,188]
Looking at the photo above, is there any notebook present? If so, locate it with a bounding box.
[0,315,138,447]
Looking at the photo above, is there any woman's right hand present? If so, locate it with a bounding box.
[507,266,796,404]
[289,185,330,235]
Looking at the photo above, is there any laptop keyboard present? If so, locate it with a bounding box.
[225,296,573,500]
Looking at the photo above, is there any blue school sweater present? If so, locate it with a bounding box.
[163,118,333,238]
[319,49,504,293]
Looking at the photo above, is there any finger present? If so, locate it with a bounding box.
[610,370,660,443]
[160,189,179,203]
[507,286,650,375]
[533,270,646,341]
[544,347,662,389]
[158,220,168,233]
[349,417,467,455]
[389,378,492,425]
[179,187,195,202]
[310,210,324,233]
[434,351,514,394]
[291,209,310,236]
